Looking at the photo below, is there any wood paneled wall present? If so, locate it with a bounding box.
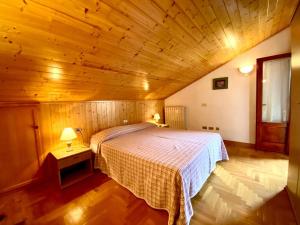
[288,6,300,224]
[0,100,163,192]
[40,100,164,157]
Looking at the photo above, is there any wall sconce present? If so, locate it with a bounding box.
[238,65,254,75]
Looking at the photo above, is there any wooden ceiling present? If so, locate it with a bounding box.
[0,0,298,102]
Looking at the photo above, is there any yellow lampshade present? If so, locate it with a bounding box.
[154,113,160,122]
[60,128,77,141]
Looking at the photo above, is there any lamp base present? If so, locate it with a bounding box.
[66,142,73,152]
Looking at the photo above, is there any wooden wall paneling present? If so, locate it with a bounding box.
[136,101,146,123]
[0,0,298,102]
[288,6,300,224]
[39,103,52,160]
[39,100,164,156]
[90,102,97,134]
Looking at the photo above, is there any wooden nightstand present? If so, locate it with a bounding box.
[156,123,169,128]
[50,145,93,189]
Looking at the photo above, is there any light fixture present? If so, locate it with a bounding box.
[239,65,254,74]
[60,128,77,151]
[48,64,62,80]
[153,113,160,123]
[143,81,149,91]
[225,34,237,49]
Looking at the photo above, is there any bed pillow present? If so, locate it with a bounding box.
[90,122,156,153]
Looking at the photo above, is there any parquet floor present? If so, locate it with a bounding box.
[0,146,296,225]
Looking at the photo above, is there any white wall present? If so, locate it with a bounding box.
[165,28,291,143]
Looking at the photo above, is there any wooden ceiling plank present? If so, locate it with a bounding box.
[0,0,297,102]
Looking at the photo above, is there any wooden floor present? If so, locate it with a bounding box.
[0,146,297,225]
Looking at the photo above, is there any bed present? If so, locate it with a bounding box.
[90,122,228,225]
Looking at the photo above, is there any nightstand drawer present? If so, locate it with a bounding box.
[58,151,91,169]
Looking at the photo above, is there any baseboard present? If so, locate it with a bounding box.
[0,176,43,196]
[224,140,255,149]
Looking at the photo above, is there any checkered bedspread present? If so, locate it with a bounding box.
[90,123,228,225]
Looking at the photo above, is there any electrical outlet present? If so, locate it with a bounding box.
[123,119,128,124]
[202,126,207,130]
[208,127,214,130]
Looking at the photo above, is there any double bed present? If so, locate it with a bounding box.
[90,122,228,225]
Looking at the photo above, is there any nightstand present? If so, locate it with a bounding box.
[50,145,93,189]
[156,123,169,128]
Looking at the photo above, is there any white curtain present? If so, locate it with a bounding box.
[262,58,291,123]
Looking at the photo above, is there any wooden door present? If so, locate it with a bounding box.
[256,53,291,154]
[0,105,41,193]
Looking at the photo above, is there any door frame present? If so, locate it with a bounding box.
[256,53,291,154]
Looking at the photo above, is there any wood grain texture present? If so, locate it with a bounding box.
[0,100,163,193]
[0,105,41,193]
[0,0,298,102]
[287,6,300,224]
[0,146,296,225]
[40,100,164,156]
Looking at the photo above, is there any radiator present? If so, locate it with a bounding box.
[165,106,186,129]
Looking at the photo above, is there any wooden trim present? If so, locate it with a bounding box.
[0,177,42,196]
[0,102,40,107]
[32,108,42,167]
[40,100,165,104]
[291,2,300,23]
[286,187,300,225]
[223,140,255,149]
[256,53,291,63]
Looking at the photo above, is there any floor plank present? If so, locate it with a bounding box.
[0,146,296,225]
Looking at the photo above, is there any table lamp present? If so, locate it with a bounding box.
[154,113,160,123]
[60,128,77,151]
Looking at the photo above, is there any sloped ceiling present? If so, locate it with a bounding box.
[0,0,298,102]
